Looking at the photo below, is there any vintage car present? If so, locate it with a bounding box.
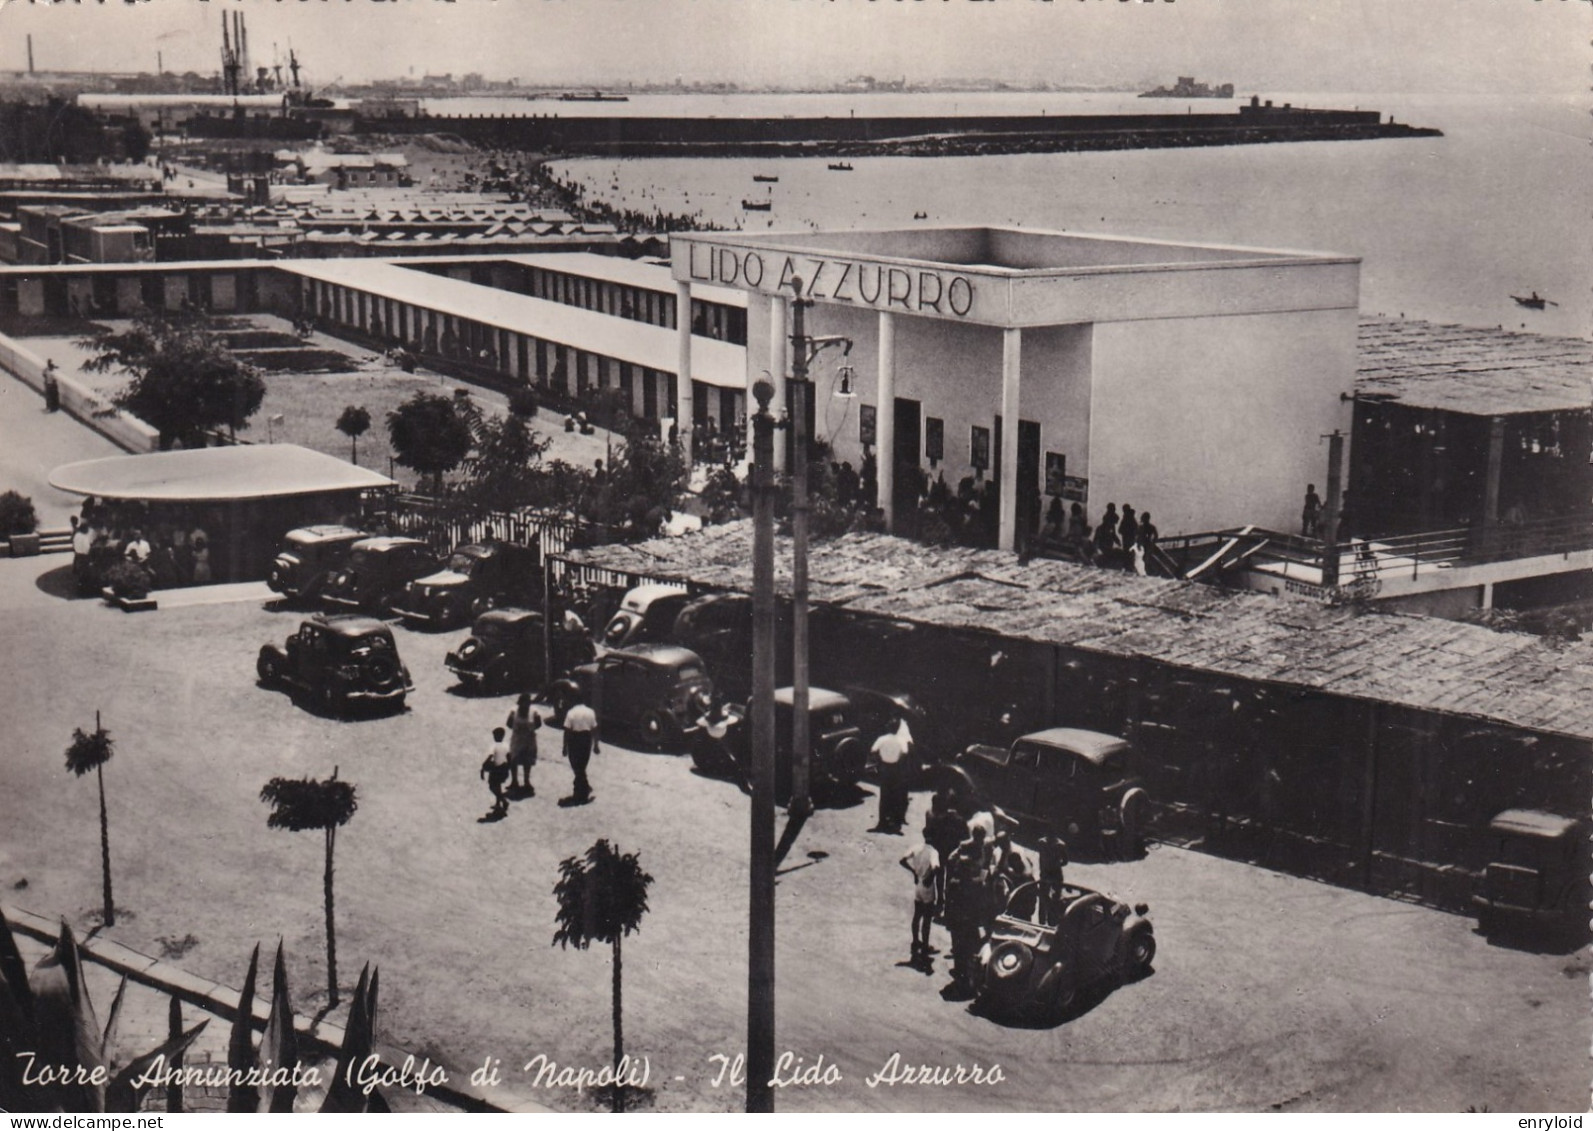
[689,686,868,800]
[975,881,1155,1020]
[844,686,960,783]
[669,591,791,701]
[266,525,368,602]
[940,728,1149,859]
[598,583,691,652]
[445,607,596,696]
[1472,809,1591,949]
[546,643,713,750]
[320,536,440,616]
[390,540,542,629]
[256,613,413,716]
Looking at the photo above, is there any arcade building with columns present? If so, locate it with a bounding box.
[671,226,1360,551]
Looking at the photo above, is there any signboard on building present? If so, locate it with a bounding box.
[970,425,991,472]
[859,403,877,447]
[1061,475,1089,503]
[680,239,982,321]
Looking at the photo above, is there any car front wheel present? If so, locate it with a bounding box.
[257,650,281,685]
[1125,928,1156,979]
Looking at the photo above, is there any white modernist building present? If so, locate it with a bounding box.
[671,226,1360,551]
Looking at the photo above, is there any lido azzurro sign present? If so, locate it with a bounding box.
[684,241,978,319]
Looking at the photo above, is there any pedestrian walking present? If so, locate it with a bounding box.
[479,727,511,820]
[506,692,541,796]
[924,791,964,918]
[900,832,940,967]
[870,715,909,834]
[1118,505,1139,554]
[560,695,599,806]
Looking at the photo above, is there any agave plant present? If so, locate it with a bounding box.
[319,963,385,1113]
[0,914,207,1113]
[226,941,300,1113]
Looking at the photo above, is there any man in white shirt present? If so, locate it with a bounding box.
[124,529,152,566]
[871,718,908,834]
[479,726,511,819]
[900,835,941,966]
[561,698,600,805]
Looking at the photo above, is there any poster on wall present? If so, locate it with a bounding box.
[970,424,991,471]
[1062,475,1089,503]
[859,402,877,447]
[1045,451,1066,496]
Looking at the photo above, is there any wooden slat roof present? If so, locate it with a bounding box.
[1356,317,1592,416]
[563,525,1593,741]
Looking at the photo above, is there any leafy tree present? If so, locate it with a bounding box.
[455,410,552,517]
[64,714,116,928]
[260,770,358,1008]
[507,386,539,419]
[80,314,265,450]
[386,392,473,494]
[335,404,371,465]
[552,840,654,1113]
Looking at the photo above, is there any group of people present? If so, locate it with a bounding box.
[70,498,211,594]
[1040,498,1160,573]
[900,791,1058,990]
[478,691,600,820]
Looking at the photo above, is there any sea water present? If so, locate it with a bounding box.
[539,91,1588,340]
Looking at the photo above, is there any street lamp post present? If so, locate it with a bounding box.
[785,278,850,819]
[746,377,778,1114]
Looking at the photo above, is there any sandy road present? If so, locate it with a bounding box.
[0,554,1583,1112]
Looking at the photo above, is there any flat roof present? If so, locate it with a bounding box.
[282,258,747,389]
[503,252,747,308]
[49,444,393,502]
[560,525,1593,742]
[1355,318,1593,416]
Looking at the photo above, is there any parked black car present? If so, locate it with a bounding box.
[267,525,368,602]
[975,881,1155,1020]
[1472,809,1591,950]
[598,584,691,652]
[689,686,868,801]
[445,607,596,696]
[844,686,960,783]
[320,536,440,616]
[940,727,1149,858]
[391,540,542,629]
[547,644,713,750]
[669,591,791,701]
[256,613,413,716]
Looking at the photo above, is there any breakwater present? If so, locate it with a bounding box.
[351,103,1439,156]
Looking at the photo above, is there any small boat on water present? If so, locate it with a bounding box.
[828,161,854,171]
[1511,291,1557,310]
[753,174,779,183]
[742,199,772,211]
[559,90,629,102]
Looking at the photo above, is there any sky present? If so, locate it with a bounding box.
[0,0,1586,94]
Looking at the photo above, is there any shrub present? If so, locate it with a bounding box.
[508,386,539,418]
[0,490,38,536]
[102,561,151,601]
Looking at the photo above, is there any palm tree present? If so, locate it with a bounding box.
[335,405,371,465]
[552,840,653,1113]
[260,769,358,1007]
[64,713,115,928]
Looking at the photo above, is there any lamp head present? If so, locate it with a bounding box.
[753,376,775,409]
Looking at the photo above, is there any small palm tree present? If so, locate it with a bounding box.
[261,769,358,1007]
[64,713,115,928]
[336,405,371,465]
[552,840,653,1112]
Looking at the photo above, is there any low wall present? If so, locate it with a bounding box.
[0,330,159,453]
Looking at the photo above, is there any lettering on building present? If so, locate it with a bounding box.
[687,244,976,318]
